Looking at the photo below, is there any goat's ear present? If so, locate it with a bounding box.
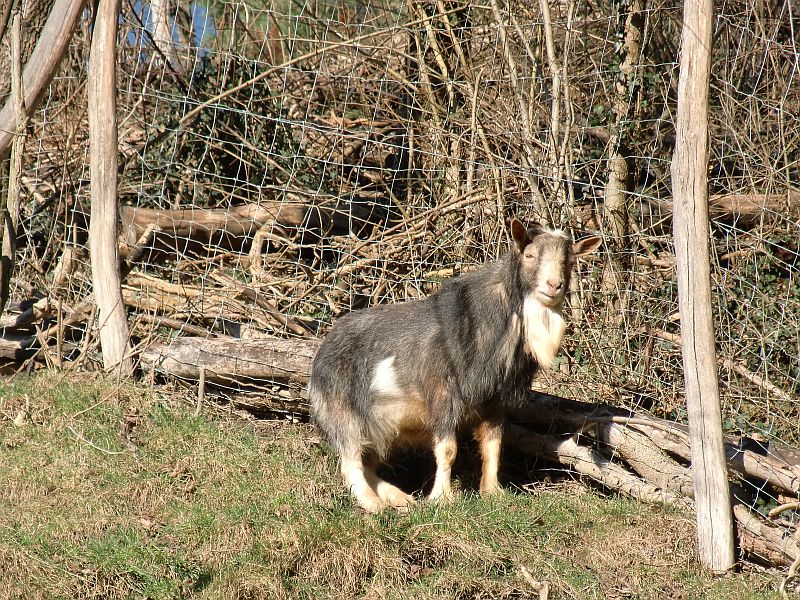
[573,236,602,257]
[510,219,530,252]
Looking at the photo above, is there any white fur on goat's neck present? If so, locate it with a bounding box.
[522,294,566,369]
[519,228,570,368]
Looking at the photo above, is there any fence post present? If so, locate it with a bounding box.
[670,0,736,573]
[88,0,133,375]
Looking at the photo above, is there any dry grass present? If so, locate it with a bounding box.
[0,373,789,599]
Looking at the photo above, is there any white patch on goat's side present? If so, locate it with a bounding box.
[366,356,430,458]
[522,295,566,368]
[369,356,402,398]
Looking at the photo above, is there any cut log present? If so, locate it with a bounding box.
[0,297,52,329]
[734,503,798,568]
[636,191,800,235]
[504,423,694,510]
[121,272,305,335]
[596,422,695,498]
[515,392,800,497]
[709,192,799,222]
[140,336,320,388]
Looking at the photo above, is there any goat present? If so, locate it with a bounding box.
[309,219,601,512]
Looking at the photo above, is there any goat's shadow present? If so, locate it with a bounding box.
[376,437,553,499]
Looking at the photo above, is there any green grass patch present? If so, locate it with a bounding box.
[0,373,786,599]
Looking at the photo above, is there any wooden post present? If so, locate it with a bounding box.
[88,0,133,375]
[670,0,735,573]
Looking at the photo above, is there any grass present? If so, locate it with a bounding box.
[0,373,787,599]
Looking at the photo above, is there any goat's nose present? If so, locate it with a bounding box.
[547,279,563,294]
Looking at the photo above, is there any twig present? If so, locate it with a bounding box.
[176,6,470,129]
[67,425,128,455]
[135,312,220,338]
[55,297,63,368]
[71,389,119,419]
[518,565,550,600]
[209,271,308,336]
[65,305,97,373]
[487,0,546,213]
[539,0,563,195]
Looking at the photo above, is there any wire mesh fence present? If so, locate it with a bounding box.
[2,0,799,566]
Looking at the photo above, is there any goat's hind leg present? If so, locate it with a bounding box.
[340,446,387,513]
[334,419,386,513]
[315,389,388,513]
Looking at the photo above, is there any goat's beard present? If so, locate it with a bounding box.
[522,295,566,369]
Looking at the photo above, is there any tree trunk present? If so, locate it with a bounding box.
[0,13,25,319]
[603,0,644,247]
[148,0,186,77]
[0,0,86,154]
[670,0,736,573]
[88,0,133,375]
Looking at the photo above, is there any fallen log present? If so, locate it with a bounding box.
[576,190,800,235]
[504,424,694,510]
[640,191,799,231]
[514,392,800,497]
[0,298,93,361]
[0,297,52,329]
[119,199,377,254]
[734,503,799,568]
[139,336,320,389]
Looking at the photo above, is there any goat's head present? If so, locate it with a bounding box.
[510,219,602,309]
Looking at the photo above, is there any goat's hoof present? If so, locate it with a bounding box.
[392,499,416,514]
[428,490,455,503]
[355,495,388,514]
[387,492,417,513]
[479,484,505,496]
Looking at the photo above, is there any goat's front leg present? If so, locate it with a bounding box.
[428,434,457,501]
[474,418,503,495]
